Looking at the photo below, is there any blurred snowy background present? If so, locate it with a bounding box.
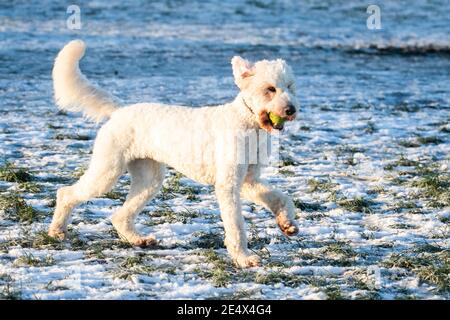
[0,0,448,299]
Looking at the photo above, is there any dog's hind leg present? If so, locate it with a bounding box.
[111,158,165,247]
[49,131,126,239]
[48,160,125,240]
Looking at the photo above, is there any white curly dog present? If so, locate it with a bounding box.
[48,40,299,267]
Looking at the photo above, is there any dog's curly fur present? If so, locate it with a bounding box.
[48,40,300,267]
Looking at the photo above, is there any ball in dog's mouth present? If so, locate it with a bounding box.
[268,112,286,130]
[258,111,295,132]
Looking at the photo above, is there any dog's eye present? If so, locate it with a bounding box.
[267,86,276,93]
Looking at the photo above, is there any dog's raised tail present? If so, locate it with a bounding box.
[52,40,120,122]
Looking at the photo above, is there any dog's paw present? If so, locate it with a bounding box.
[131,236,157,248]
[48,227,67,240]
[235,254,261,268]
[276,217,299,237]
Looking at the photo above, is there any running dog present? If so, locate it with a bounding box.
[48,40,299,267]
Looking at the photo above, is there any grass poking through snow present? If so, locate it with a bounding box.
[0,192,40,223]
[0,162,33,183]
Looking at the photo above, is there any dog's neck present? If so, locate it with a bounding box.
[230,93,260,129]
[241,96,254,115]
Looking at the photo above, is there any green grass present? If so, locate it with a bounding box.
[47,123,64,130]
[345,268,380,293]
[0,192,40,223]
[113,254,178,280]
[248,223,270,250]
[279,169,295,176]
[398,136,444,148]
[344,155,356,166]
[439,216,450,224]
[255,270,308,288]
[367,185,386,195]
[324,285,345,300]
[398,139,420,148]
[17,182,41,193]
[44,281,69,292]
[192,231,225,249]
[4,230,88,251]
[297,240,360,267]
[32,231,64,249]
[365,121,377,134]
[294,199,324,212]
[159,172,200,201]
[416,136,444,145]
[411,173,449,193]
[412,244,446,254]
[0,162,33,183]
[149,203,200,225]
[382,249,449,293]
[196,249,232,287]
[279,156,299,167]
[103,190,124,201]
[387,159,449,208]
[195,249,260,288]
[14,252,54,267]
[336,145,365,155]
[45,198,57,208]
[409,169,450,208]
[415,265,449,292]
[390,223,416,230]
[384,156,420,171]
[439,126,450,133]
[319,241,359,267]
[0,274,22,300]
[120,255,145,268]
[85,244,107,260]
[206,266,231,287]
[0,162,42,194]
[0,230,66,251]
[72,165,87,179]
[307,178,338,193]
[210,289,258,300]
[55,133,91,141]
[395,103,419,113]
[303,213,326,221]
[322,242,358,258]
[391,201,419,213]
[337,196,374,213]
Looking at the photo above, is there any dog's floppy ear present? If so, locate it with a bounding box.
[231,56,255,89]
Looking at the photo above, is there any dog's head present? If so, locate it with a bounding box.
[231,56,298,132]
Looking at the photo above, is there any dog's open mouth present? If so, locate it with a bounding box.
[259,111,296,132]
[258,112,285,131]
[268,113,285,130]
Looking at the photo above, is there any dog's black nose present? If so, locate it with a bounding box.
[285,105,296,116]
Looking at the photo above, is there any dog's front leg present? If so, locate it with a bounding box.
[241,166,298,236]
[215,167,261,268]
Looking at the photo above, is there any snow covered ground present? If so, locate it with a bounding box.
[0,0,449,299]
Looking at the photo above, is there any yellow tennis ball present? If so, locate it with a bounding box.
[268,112,286,126]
